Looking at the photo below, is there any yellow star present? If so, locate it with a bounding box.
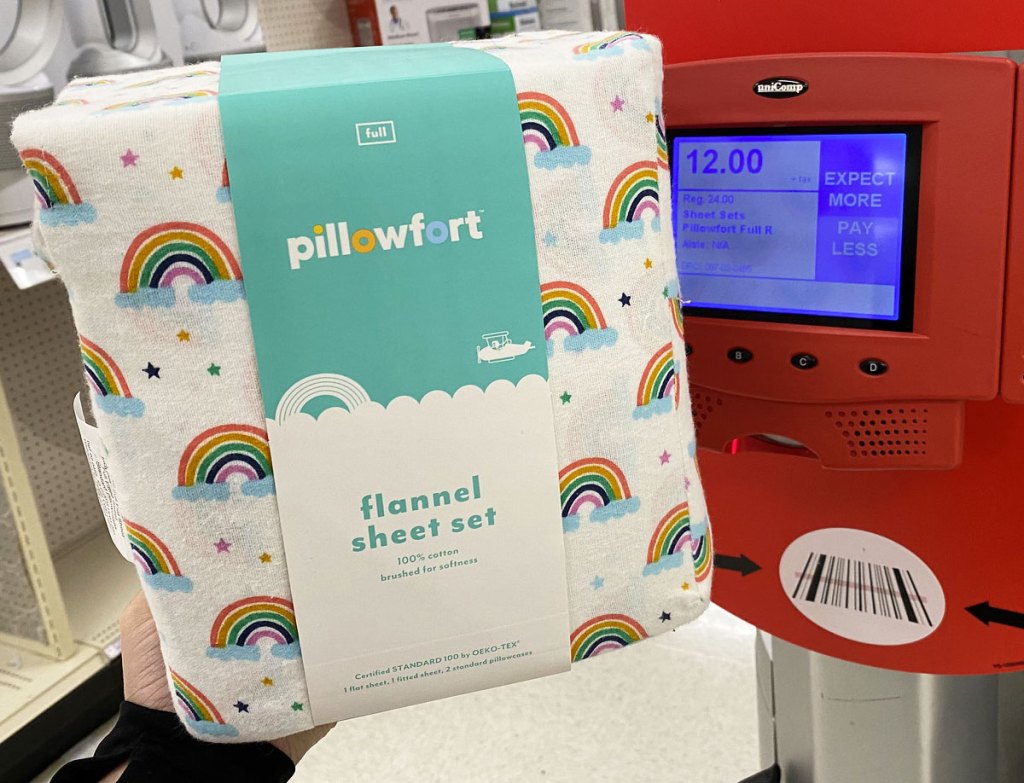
[170,166,183,179]
[261,677,274,686]
[682,582,691,591]
[259,552,272,563]
[644,258,653,269]
[177,330,190,342]
[645,112,655,123]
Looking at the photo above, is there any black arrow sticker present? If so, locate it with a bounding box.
[714,553,762,576]
[966,601,1024,630]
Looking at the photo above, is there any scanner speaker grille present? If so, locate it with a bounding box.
[827,407,929,460]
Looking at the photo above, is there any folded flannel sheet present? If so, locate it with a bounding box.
[12,31,712,742]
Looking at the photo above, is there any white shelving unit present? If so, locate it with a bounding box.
[0,249,138,750]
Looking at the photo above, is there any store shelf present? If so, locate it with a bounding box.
[59,531,138,650]
[0,532,135,743]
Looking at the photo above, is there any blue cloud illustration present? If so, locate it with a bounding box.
[534,145,593,169]
[39,203,96,226]
[95,395,145,418]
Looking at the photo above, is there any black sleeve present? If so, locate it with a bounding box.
[52,701,295,783]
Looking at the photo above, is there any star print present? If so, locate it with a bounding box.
[646,112,655,123]
[177,330,190,342]
[684,477,692,490]
[234,700,249,713]
[262,677,274,687]
[143,362,160,379]
[618,292,631,307]
[120,149,139,167]
[644,258,653,269]
[560,391,572,404]
[208,363,221,376]
[291,702,304,711]
[591,575,604,590]
[169,166,183,179]
[543,231,557,247]
[659,611,672,622]
[682,582,691,591]
[259,552,272,563]
[659,450,671,465]
[662,285,670,298]
[214,538,231,553]
[611,95,625,112]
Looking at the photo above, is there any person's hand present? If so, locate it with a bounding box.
[119,592,334,764]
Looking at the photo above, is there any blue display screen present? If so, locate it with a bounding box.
[671,127,920,330]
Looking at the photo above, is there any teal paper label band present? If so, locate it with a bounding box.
[220,45,547,412]
[219,45,570,724]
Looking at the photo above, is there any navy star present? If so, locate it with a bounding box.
[144,362,160,379]
[234,700,249,713]
[659,611,672,622]
[618,292,632,307]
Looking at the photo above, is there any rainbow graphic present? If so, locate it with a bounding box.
[572,32,650,60]
[643,502,695,576]
[670,297,686,340]
[171,670,238,737]
[55,98,89,107]
[216,160,231,203]
[125,520,192,591]
[80,337,144,417]
[116,221,244,309]
[570,614,648,661]
[692,522,712,583]
[173,424,275,502]
[600,161,661,243]
[207,596,300,661]
[128,69,219,89]
[19,148,96,226]
[518,92,591,169]
[540,281,618,355]
[634,343,678,419]
[103,89,217,112]
[69,77,114,88]
[559,457,640,532]
[655,113,668,169]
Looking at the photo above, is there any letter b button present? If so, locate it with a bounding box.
[728,347,753,364]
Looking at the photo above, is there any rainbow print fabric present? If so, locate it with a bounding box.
[12,31,710,742]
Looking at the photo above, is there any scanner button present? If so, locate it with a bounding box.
[860,358,888,376]
[728,347,753,364]
[791,353,818,370]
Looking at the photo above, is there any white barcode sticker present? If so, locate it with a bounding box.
[73,393,133,563]
[780,528,944,646]
[0,228,55,289]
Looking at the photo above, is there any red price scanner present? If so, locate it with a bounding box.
[664,54,1014,471]
[663,54,1024,674]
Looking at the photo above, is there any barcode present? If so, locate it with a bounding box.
[792,552,932,627]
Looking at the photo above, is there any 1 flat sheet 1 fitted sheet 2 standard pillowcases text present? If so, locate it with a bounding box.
[12,31,712,742]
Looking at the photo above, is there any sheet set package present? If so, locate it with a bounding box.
[12,31,712,742]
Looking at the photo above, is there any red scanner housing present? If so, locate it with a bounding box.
[664,53,1015,470]
[662,54,1024,675]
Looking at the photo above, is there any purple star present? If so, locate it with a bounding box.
[120,149,139,167]
[214,538,231,553]
[611,95,625,112]
[684,477,691,490]
[659,450,671,465]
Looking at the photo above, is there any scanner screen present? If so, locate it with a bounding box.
[671,126,920,330]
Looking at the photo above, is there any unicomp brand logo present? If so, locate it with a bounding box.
[286,210,484,270]
[753,77,808,98]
